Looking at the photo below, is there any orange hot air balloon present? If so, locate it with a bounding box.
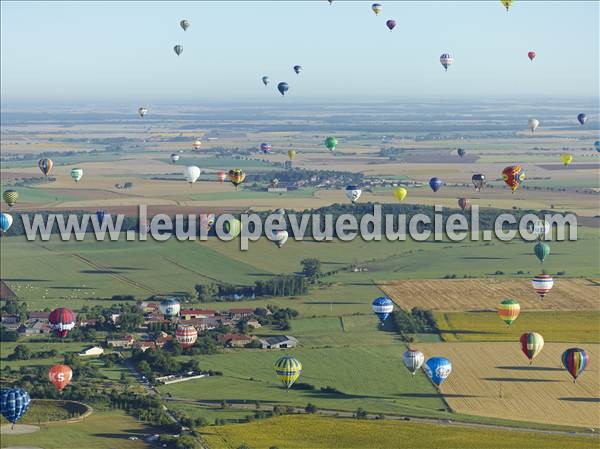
[216,171,227,183]
[48,364,73,391]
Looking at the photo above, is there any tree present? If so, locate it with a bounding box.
[305,403,317,413]
[301,258,321,279]
[354,407,368,419]
[10,344,32,360]
[236,320,249,334]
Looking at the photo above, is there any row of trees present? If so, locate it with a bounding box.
[389,307,438,342]
[195,275,309,302]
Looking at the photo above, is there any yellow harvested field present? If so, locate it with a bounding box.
[417,342,600,428]
[380,278,600,312]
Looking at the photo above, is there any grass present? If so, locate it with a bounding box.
[0,400,88,425]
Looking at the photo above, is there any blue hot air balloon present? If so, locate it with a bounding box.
[1,388,31,426]
[372,296,394,323]
[595,141,600,152]
[96,210,107,224]
[424,357,452,387]
[577,113,587,125]
[277,82,289,96]
[429,177,443,193]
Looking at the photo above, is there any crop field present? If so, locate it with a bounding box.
[417,342,600,428]
[379,278,600,312]
[436,311,600,343]
[201,415,597,449]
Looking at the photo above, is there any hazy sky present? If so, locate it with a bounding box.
[1,1,599,103]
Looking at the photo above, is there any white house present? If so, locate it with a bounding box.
[79,346,104,357]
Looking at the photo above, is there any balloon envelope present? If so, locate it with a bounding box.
[49,307,76,337]
[502,166,525,192]
[440,53,453,71]
[372,296,394,323]
[561,348,589,381]
[534,241,550,263]
[457,148,465,158]
[424,357,452,386]
[386,19,396,31]
[287,149,297,160]
[0,213,13,232]
[497,299,520,326]
[458,198,470,211]
[138,107,148,117]
[262,76,270,86]
[184,166,201,184]
[38,158,54,176]
[180,19,190,31]
[372,3,382,14]
[528,51,536,61]
[393,187,407,202]
[159,298,181,318]
[228,169,246,189]
[71,168,83,182]
[471,173,486,191]
[3,190,18,208]
[532,273,554,299]
[528,118,539,132]
[520,332,544,362]
[324,136,338,151]
[171,153,180,163]
[174,45,183,56]
[199,213,215,233]
[403,349,424,375]
[577,113,587,125]
[224,218,242,238]
[260,143,272,154]
[429,177,443,192]
[274,355,302,389]
[176,325,198,348]
[293,65,302,74]
[277,82,289,96]
[0,388,31,424]
[345,185,362,203]
[49,364,73,391]
[272,230,289,248]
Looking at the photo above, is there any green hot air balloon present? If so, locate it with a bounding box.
[534,242,550,263]
[70,168,83,183]
[324,136,338,151]
[3,190,18,208]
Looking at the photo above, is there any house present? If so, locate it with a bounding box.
[154,332,173,348]
[1,314,19,325]
[18,321,51,335]
[180,309,216,320]
[106,335,134,348]
[0,280,18,301]
[246,319,261,329]
[139,301,159,313]
[28,311,50,321]
[134,341,157,352]
[79,346,104,357]
[216,333,255,348]
[228,308,254,320]
[180,316,220,331]
[78,319,98,328]
[259,335,298,349]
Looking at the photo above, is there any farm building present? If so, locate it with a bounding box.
[134,341,157,352]
[258,335,298,349]
[106,335,135,348]
[28,311,50,321]
[217,333,255,348]
[180,309,217,320]
[79,346,104,357]
[228,308,254,320]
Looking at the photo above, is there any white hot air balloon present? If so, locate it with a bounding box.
[345,186,362,203]
[184,166,201,185]
[170,153,180,164]
[440,53,453,71]
[403,349,425,376]
[528,118,539,133]
[271,230,289,248]
[138,107,148,117]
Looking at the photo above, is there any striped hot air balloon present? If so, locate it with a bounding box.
[274,355,302,389]
[497,299,520,326]
[561,348,589,383]
[372,296,394,323]
[216,171,227,183]
[520,332,544,364]
[175,325,198,349]
[403,349,424,376]
[38,158,54,176]
[532,274,554,299]
[49,307,76,338]
[228,169,246,190]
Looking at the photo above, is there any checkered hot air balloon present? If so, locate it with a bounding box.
[532,274,554,299]
[3,190,19,209]
[520,332,544,364]
[274,355,302,389]
[372,296,394,323]
[175,325,198,349]
[561,348,589,383]
[49,307,76,338]
[1,388,30,427]
[497,299,520,327]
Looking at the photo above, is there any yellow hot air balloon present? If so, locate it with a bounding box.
[497,299,520,327]
[393,187,407,202]
[287,150,296,161]
[274,355,302,389]
[228,169,246,190]
[560,153,573,166]
[3,190,19,208]
[501,0,513,11]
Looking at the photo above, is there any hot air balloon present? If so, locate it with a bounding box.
[199,213,215,234]
[520,332,544,363]
[527,219,550,241]
[457,148,465,158]
[429,177,443,193]
[577,113,587,125]
[49,307,76,337]
[528,51,536,62]
[224,217,242,238]
[424,357,452,387]
[287,149,296,161]
[534,241,550,263]
[228,169,246,189]
[372,296,394,323]
[274,355,302,389]
[293,65,302,75]
[38,158,53,176]
[393,187,407,202]
[260,143,272,154]
[497,299,520,327]
[275,208,286,216]
[595,141,600,152]
[532,273,554,299]
[184,166,201,185]
[171,153,180,163]
[345,185,362,203]
[271,230,289,248]
[193,139,202,150]
[262,76,270,86]
[180,19,190,31]
[174,45,183,56]
[501,0,513,11]
[70,168,83,183]
[472,173,486,191]
[159,298,181,319]
[324,136,338,151]
[403,349,424,376]
[440,53,453,71]
[217,171,227,183]
[528,118,539,132]
[502,166,525,192]
[96,210,107,224]
[1,388,30,427]
[175,325,198,349]
[458,198,470,211]
[372,3,382,15]
[0,213,13,233]
[386,19,396,31]
[277,82,289,96]
[49,364,73,391]
[3,190,18,208]
[270,178,279,188]
[138,107,148,117]
[561,348,589,383]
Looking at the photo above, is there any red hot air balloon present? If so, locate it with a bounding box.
[386,19,396,31]
[216,171,227,183]
[528,51,536,62]
[48,308,76,337]
[458,198,470,211]
[175,325,198,349]
[49,364,73,391]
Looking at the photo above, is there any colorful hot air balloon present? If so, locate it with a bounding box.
[175,325,198,349]
[372,3,382,15]
[262,76,270,86]
[429,177,443,193]
[287,149,296,161]
[403,349,424,376]
[520,332,544,363]
[277,82,289,96]
[70,168,83,183]
[594,141,600,152]
[0,213,13,233]
[561,348,589,382]
[458,198,470,211]
[199,213,215,233]
[260,143,272,154]
[534,241,550,263]
[502,166,525,192]
[497,299,520,327]
[324,136,338,151]
[38,158,53,176]
[345,185,362,203]
[193,139,202,150]
[216,171,227,183]
[228,169,246,189]
[180,19,190,31]
[159,298,181,319]
[224,217,242,238]
[528,118,539,132]
[472,173,486,191]
[560,154,573,166]
[440,53,453,71]
[501,0,513,11]
[393,187,407,202]
[271,230,289,248]
[171,153,180,163]
[457,148,465,158]
[372,296,394,323]
[49,307,76,338]
[274,355,302,389]
[424,357,452,387]
[532,273,554,299]
[386,19,396,31]
[49,364,73,391]
[577,113,587,125]
[174,45,183,56]
[1,388,31,427]
[184,166,201,185]
[528,51,536,61]
[293,65,302,75]
[138,107,148,117]
[3,190,18,208]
